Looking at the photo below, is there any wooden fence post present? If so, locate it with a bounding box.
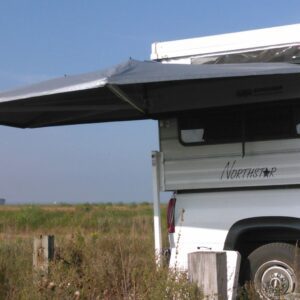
[33,235,55,278]
[188,251,227,300]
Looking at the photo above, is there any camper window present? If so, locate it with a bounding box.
[179,110,243,144]
[179,103,299,145]
[245,105,293,141]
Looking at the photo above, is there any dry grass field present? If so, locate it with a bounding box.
[0,203,260,299]
[0,203,201,300]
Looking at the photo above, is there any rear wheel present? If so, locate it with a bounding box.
[247,243,298,299]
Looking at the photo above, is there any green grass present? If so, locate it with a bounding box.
[0,203,154,232]
[0,203,201,299]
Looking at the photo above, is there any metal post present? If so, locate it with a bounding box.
[152,151,162,266]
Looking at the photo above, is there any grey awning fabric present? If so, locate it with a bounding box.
[0,59,300,128]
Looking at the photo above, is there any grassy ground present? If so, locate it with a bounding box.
[0,203,201,300]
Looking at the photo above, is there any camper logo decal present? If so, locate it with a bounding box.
[221,160,277,180]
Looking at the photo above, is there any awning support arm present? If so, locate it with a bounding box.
[152,151,163,266]
[107,84,145,114]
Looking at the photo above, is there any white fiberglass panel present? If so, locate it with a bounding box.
[151,24,300,61]
[170,189,300,270]
[160,119,300,191]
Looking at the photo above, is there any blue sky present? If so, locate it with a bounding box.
[0,1,300,203]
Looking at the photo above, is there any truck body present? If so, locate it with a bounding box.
[151,24,300,299]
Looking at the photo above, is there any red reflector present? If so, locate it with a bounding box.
[167,197,176,233]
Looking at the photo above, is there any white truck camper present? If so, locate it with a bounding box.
[1,23,300,300]
[151,24,300,299]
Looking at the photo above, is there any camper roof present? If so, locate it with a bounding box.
[151,24,300,61]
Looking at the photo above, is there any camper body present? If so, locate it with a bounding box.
[151,24,300,298]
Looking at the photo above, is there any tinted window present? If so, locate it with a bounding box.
[179,103,299,145]
[245,106,293,140]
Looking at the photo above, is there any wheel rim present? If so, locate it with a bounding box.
[254,260,296,299]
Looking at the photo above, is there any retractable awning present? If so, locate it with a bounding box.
[0,59,300,128]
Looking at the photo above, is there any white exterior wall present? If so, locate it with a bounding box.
[160,116,300,269]
[170,189,300,270]
[159,118,300,191]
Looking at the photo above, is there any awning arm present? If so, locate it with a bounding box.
[107,84,145,114]
[152,151,163,266]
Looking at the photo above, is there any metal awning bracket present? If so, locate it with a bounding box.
[107,84,145,114]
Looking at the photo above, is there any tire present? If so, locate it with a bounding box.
[247,243,298,299]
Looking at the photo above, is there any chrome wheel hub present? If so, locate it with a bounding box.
[254,260,296,299]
